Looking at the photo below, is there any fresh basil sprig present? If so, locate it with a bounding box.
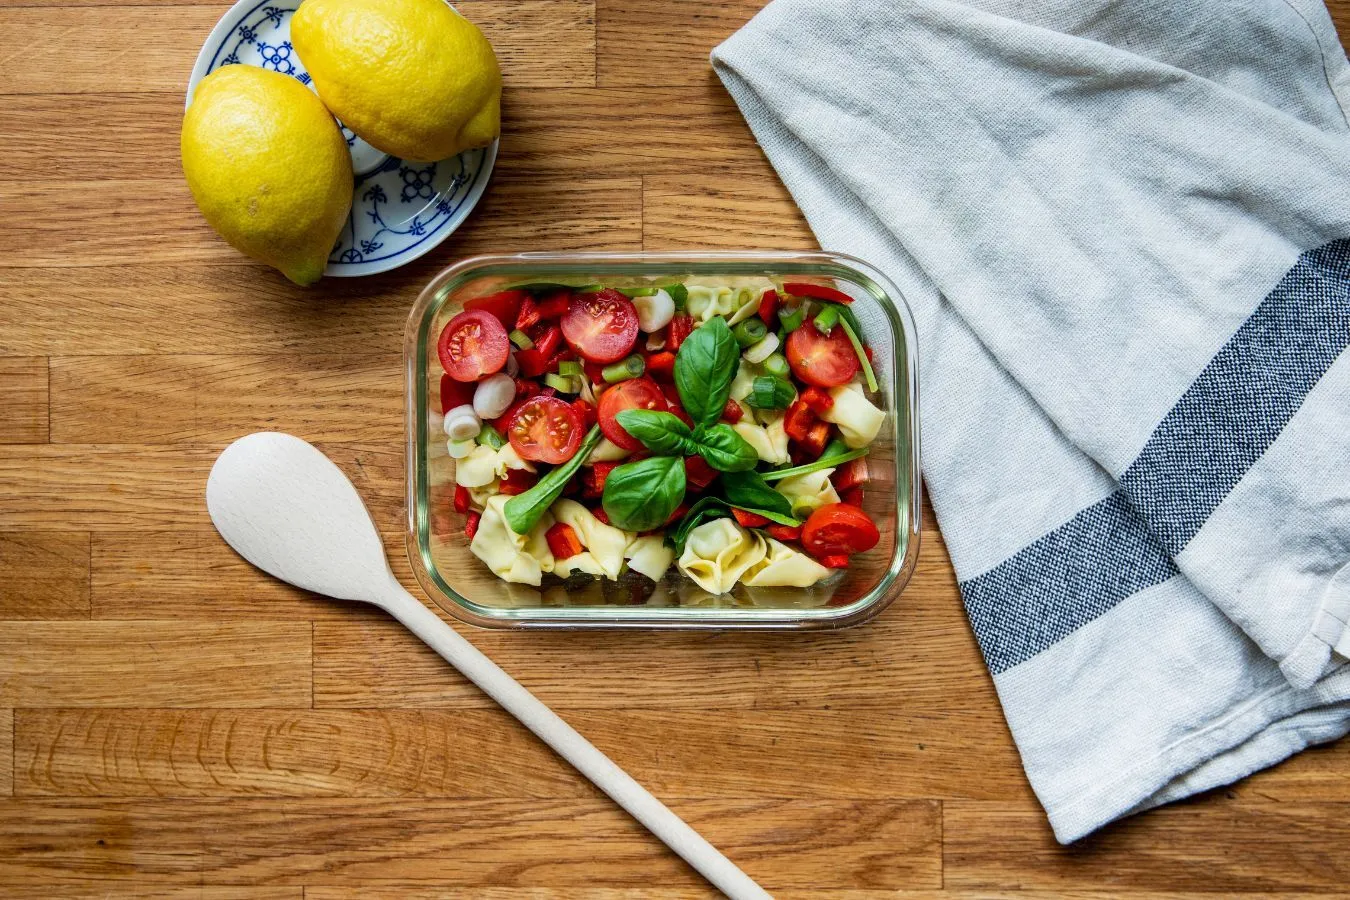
[694,423,758,472]
[674,317,740,431]
[720,470,794,519]
[615,410,756,473]
[601,455,687,531]
[504,425,602,534]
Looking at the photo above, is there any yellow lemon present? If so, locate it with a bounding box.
[291,0,501,163]
[181,65,352,286]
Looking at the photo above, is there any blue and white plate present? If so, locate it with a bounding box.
[187,0,497,277]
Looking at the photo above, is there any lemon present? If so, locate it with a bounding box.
[291,0,501,163]
[181,65,352,286]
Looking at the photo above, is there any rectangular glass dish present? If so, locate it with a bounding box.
[405,251,921,629]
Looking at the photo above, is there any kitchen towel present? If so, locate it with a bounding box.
[713,0,1350,841]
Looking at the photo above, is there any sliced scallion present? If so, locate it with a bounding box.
[601,355,645,383]
[732,317,768,348]
[544,373,580,394]
[760,448,869,482]
[761,353,790,378]
[558,360,584,377]
[745,375,796,410]
[838,318,879,392]
[509,329,534,350]
[478,423,506,450]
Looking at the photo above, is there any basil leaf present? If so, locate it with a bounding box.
[614,409,696,456]
[666,283,689,311]
[720,470,793,518]
[504,425,602,534]
[668,496,731,554]
[694,423,758,472]
[602,455,687,532]
[674,316,739,431]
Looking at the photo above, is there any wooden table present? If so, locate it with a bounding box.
[3,1,1350,896]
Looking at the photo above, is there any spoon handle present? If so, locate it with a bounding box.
[378,583,772,900]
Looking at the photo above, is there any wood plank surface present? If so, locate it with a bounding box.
[1,0,1349,894]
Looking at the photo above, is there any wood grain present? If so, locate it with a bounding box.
[1,709,10,797]
[0,2,594,92]
[0,444,402,531]
[0,621,310,707]
[0,532,90,618]
[14,706,1026,802]
[596,0,763,87]
[0,889,297,900]
[0,798,940,890]
[50,354,402,444]
[0,357,48,443]
[643,174,815,249]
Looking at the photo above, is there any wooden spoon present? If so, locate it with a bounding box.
[206,432,770,900]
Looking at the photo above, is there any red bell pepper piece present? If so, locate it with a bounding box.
[798,420,832,459]
[536,290,571,320]
[592,506,610,525]
[801,386,834,415]
[583,461,621,497]
[572,398,596,429]
[757,289,779,327]
[498,468,538,496]
[545,522,585,560]
[515,347,550,379]
[731,508,771,528]
[668,314,695,351]
[453,485,471,514]
[440,375,475,413]
[515,296,541,330]
[783,281,853,304]
[766,523,802,542]
[818,553,851,569]
[645,351,676,381]
[783,396,817,442]
[721,399,744,424]
[584,360,607,386]
[833,457,870,492]
[840,486,865,508]
[863,344,874,363]
[665,502,690,526]
[532,323,562,359]
[464,511,481,540]
[684,455,718,490]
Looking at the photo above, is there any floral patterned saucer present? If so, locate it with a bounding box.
[187,0,497,277]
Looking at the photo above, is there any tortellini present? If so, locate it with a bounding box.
[625,535,675,581]
[677,519,767,595]
[822,382,886,449]
[587,437,632,463]
[684,279,769,325]
[742,538,831,587]
[469,495,555,586]
[550,499,632,580]
[732,414,790,465]
[456,443,535,490]
[775,468,841,518]
[730,360,757,401]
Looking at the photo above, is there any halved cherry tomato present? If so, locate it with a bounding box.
[758,289,779,326]
[440,374,475,413]
[583,460,621,497]
[562,288,639,363]
[453,485,471,514]
[545,522,585,559]
[507,395,584,464]
[438,309,509,382]
[783,281,853,304]
[766,523,801,543]
[536,291,571,320]
[464,289,527,328]
[645,351,676,381]
[786,320,860,388]
[731,508,771,528]
[834,457,870,492]
[597,376,666,451]
[498,468,538,496]
[668,314,695,352]
[801,503,880,559]
[532,323,562,359]
[684,455,717,490]
[721,399,744,424]
[801,386,834,415]
[464,511,482,540]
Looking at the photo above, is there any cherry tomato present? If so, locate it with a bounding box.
[507,395,584,464]
[597,376,666,451]
[786,319,860,388]
[438,309,510,383]
[783,281,854,304]
[464,289,527,328]
[562,288,639,363]
[801,503,880,559]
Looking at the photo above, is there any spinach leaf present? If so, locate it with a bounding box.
[694,423,758,472]
[614,409,696,456]
[674,317,739,431]
[504,425,602,534]
[601,455,687,532]
[668,496,730,554]
[720,470,793,518]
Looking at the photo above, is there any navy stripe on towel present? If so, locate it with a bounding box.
[962,492,1178,675]
[962,239,1350,675]
[1120,239,1350,555]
